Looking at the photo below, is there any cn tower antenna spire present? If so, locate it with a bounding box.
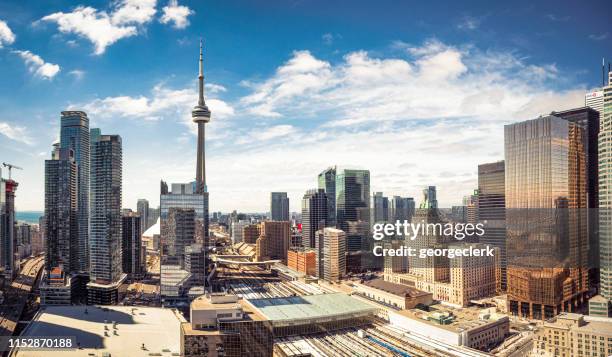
[198,38,205,106]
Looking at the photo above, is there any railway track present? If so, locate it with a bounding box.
[0,256,44,337]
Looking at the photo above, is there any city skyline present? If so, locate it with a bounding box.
[0,0,611,212]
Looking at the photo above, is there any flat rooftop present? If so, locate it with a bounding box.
[246,292,377,325]
[359,278,431,298]
[396,304,508,333]
[13,305,185,357]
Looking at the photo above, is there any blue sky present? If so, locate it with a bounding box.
[0,0,610,212]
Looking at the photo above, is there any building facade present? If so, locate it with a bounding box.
[121,212,143,280]
[44,147,78,275]
[0,167,17,279]
[137,198,150,234]
[255,221,290,263]
[534,313,612,357]
[270,192,289,221]
[88,133,126,304]
[301,188,327,249]
[505,113,592,319]
[316,227,346,282]
[60,111,90,272]
[478,160,506,292]
[318,166,336,227]
[335,168,370,255]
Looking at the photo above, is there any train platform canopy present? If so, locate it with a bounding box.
[245,292,377,327]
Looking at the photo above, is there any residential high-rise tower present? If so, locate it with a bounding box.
[60,111,90,272]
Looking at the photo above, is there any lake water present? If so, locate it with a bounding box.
[15,211,43,224]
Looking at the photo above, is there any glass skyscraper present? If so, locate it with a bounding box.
[505,113,592,319]
[318,166,336,227]
[478,160,506,291]
[335,168,370,252]
[60,111,90,272]
[301,188,327,249]
[270,192,289,221]
[372,192,389,224]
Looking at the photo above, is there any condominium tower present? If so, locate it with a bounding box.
[60,111,90,272]
[88,133,125,304]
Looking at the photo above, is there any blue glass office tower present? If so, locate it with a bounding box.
[335,168,370,252]
[60,111,90,272]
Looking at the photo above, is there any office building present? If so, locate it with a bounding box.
[148,207,160,229]
[505,113,593,319]
[478,160,506,292]
[597,70,612,315]
[335,168,370,261]
[88,133,126,305]
[242,223,260,244]
[420,186,438,209]
[137,199,150,233]
[160,182,206,305]
[230,220,249,244]
[30,223,43,256]
[60,111,90,272]
[0,167,17,279]
[185,243,206,286]
[318,166,336,227]
[534,313,612,357]
[586,88,604,115]
[255,221,290,263]
[554,107,601,303]
[301,188,327,248]
[270,192,289,221]
[166,208,196,267]
[372,192,389,223]
[15,222,32,259]
[160,182,206,263]
[122,212,143,280]
[390,196,415,223]
[383,240,407,276]
[464,192,478,225]
[315,227,346,282]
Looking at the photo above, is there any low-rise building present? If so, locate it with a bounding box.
[388,305,509,351]
[39,267,73,305]
[287,248,316,276]
[351,278,433,310]
[181,293,273,357]
[534,313,612,357]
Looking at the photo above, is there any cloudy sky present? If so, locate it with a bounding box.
[0,0,610,212]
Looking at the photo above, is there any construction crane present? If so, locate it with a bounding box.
[2,162,23,180]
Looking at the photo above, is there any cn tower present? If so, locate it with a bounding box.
[192,39,211,194]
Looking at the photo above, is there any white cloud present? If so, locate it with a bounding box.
[0,122,33,145]
[219,40,584,210]
[241,40,575,129]
[0,20,16,48]
[76,83,234,139]
[457,16,480,30]
[160,0,194,29]
[111,0,156,26]
[13,50,60,79]
[589,32,609,41]
[69,69,85,80]
[41,0,156,55]
[206,83,227,94]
